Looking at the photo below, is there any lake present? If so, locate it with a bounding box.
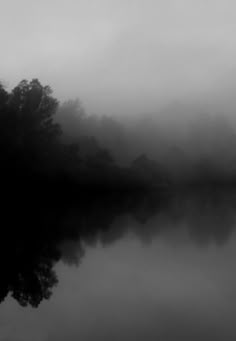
[0,189,236,341]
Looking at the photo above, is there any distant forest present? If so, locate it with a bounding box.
[1,78,236,197]
[0,79,168,197]
[56,97,236,185]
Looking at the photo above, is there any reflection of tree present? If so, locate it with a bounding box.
[0,192,165,308]
[0,214,60,307]
[1,189,236,308]
[133,189,236,247]
[0,248,59,307]
[10,257,57,307]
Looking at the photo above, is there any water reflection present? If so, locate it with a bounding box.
[1,189,236,307]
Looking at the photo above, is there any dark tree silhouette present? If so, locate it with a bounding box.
[6,79,60,144]
[0,79,63,174]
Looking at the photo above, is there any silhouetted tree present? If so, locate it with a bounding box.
[0,79,64,174]
[0,78,170,197]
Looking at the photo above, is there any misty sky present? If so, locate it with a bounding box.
[1,0,236,115]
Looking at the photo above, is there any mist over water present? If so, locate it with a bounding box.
[1,69,236,341]
[2,1,236,340]
[1,71,236,341]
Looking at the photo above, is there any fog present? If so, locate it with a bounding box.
[2,1,236,340]
[1,0,236,115]
[2,0,236,182]
[55,96,236,184]
[2,2,236,340]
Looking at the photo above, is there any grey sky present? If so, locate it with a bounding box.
[1,0,236,114]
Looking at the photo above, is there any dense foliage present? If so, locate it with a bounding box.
[0,79,167,195]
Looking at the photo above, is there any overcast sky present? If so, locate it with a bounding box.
[1,0,236,115]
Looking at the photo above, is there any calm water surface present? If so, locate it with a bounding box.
[1,191,236,341]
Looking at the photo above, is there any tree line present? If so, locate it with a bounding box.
[0,78,167,196]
